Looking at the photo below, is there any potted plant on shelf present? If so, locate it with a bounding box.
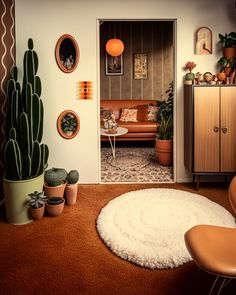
[43,167,67,198]
[65,170,79,205]
[155,81,173,166]
[28,191,47,220]
[218,32,236,59]
[217,57,234,77]
[3,38,49,225]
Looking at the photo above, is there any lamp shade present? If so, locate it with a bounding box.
[106,39,124,56]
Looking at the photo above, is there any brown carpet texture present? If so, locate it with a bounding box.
[0,182,236,295]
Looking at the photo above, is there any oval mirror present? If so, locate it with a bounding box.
[55,34,79,73]
[57,110,80,139]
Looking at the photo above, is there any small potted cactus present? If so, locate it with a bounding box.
[28,191,47,220]
[43,167,67,198]
[65,170,79,205]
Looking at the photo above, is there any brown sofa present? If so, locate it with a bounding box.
[100,100,159,141]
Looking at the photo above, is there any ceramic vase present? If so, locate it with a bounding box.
[30,205,45,220]
[43,181,67,198]
[155,139,173,166]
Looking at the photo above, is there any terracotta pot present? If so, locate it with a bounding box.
[65,184,78,205]
[43,181,67,198]
[155,139,173,166]
[223,47,236,59]
[46,198,65,217]
[30,205,45,220]
[217,72,226,82]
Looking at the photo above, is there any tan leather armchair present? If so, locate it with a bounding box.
[184,176,236,295]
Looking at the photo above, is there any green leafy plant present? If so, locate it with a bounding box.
[218,32,236,48]
[218,57,233,68]
[156,81,173,140]
[28,191,47,208]
[61,113,77,134]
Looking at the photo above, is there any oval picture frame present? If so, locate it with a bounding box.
[57,110,80,139]
[55,34,79,73]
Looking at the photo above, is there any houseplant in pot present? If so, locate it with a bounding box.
[3,39,49,225]
[65,169,79,205]
[46,196,65,217]
[218,32,236,59]
[155,81,173,166]
[28,191,47,220]
[44,167,67,198]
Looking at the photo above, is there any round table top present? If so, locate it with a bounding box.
[100,127,128,137]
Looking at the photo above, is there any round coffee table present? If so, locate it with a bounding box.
[101,127,128,158]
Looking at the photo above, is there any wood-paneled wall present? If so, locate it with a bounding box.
[100,21,173,101]
[0,0,15,200]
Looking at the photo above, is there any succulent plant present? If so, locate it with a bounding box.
[45,167,67,187]
[28,191,47,209]
[67,170,79,184]
[4,38,49,181]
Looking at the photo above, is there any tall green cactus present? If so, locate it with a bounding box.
[4,38,49,180]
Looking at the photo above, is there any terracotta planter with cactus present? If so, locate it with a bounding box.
[65,170,79,205]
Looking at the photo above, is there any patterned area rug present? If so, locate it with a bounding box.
[97,188,236,269]
[101,147,173,183]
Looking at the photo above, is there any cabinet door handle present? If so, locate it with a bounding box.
[213,126,219,133]
[222,127,228,133]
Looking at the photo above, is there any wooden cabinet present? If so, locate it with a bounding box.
[184,85,236,182]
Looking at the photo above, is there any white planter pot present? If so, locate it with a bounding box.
[3,173,44,225]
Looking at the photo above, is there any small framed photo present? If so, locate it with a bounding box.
[105,53,123,76]
[134,53,148,79]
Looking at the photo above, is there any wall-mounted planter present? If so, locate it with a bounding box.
[57,110,80,139]
[55,34,79,73]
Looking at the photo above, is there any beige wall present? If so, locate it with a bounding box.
[15,0,236,183]
[100,21,173,101]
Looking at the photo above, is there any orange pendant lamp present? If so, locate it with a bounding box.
[106,38,124,57]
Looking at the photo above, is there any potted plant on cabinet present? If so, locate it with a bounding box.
[44,167,67,198]
[218,32,236,59]
[28,191,47,220]
[155,81,173,166]
[3,39,49,225]
[65,170,79,205]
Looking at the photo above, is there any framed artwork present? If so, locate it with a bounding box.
[57,110,80,139]
[134,53,148,79]
[105,53,123,76]
[55,34,80,73]
[195,27,212,55]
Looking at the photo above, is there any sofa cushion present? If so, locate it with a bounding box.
[147,105,159,121]
[120,108,138,122]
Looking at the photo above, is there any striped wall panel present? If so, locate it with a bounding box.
[100,21,174,101]
[0,0,15,200]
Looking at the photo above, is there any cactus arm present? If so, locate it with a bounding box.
[32,50,38,75]
[22,155,31,179]
[4,139,22,180]
[35,76,41,97]
[39,144,49,174]
[20,112,31,156]
[31,141,41,177]
[37,100,43,142]
[9,127,17,140]
[10,90,19,128]
[32,93,41,141]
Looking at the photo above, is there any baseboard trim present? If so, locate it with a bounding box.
[176,178,192,183]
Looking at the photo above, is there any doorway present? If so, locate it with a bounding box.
[98,19,176,183]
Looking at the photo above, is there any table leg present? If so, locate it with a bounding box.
[108,136,116,158]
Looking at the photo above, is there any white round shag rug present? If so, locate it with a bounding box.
[96,188,236,269]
